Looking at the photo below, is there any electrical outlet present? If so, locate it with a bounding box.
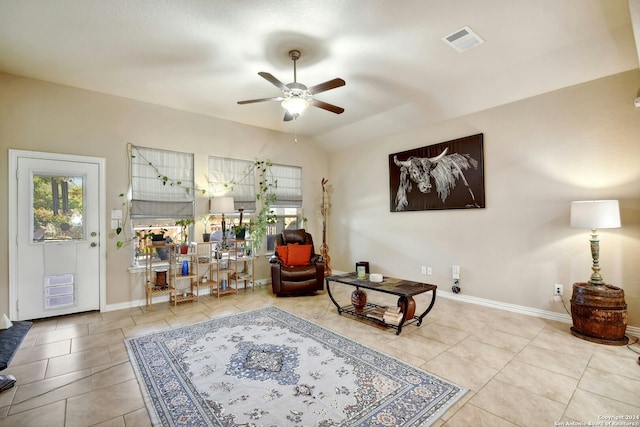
[421,266,427,275]
[554,284,563,296]
[427,267,432,275]
[452,265,460,279]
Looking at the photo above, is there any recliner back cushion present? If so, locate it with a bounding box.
[282,229,307,245]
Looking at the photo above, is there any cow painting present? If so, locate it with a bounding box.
[389,134,485,212]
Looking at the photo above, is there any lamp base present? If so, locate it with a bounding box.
[570,282,628,346]
[570,327,629,346]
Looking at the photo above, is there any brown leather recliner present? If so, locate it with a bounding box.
[269,229,324,296]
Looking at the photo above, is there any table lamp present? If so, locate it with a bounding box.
[569,200,627,345]
[570,200,620,285]
[210,196,234,249]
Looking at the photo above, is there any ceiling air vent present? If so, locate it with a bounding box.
[442,26,484,53]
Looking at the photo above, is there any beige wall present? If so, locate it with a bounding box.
[0,72,329,315]
[329,70,640,327]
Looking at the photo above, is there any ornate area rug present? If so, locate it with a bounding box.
[126,307,466,426]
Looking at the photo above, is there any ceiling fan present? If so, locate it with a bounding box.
[237,49,345,121]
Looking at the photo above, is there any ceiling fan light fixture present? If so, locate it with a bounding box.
[237,49,344,121]
[281,96,311,116]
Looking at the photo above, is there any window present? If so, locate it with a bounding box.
[208,156,255,211]
[270,164,302,208]
[207,158,303,254]
[32,175,84,242]
[130,145,195,261]
[266,164,303,253]
[131,145,194,218]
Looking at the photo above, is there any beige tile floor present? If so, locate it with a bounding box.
[1,284,638,426]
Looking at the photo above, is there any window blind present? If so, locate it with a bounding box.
[130,145,194,218]
[270,164,302,207]
[208,157,256,211]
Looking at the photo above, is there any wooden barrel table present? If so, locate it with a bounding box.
[570,282,628,345]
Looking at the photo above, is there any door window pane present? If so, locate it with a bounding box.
[33,175,84,242]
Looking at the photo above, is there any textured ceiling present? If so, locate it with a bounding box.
[0,0,638,151]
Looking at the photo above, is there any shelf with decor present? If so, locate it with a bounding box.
[144,243,201,309]
[143,244,175,310]
[229,239,254,292]
[201,243,238,298]
[169,244,200,306]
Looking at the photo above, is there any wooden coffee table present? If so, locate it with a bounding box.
[326,272,437,335]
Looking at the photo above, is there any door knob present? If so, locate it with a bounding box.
[90,242,97,247]
[91,232,97,237]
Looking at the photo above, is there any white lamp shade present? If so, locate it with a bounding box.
[570,200,621,229]
[210,196,235,214]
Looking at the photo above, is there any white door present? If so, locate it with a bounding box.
[9,150,105,320]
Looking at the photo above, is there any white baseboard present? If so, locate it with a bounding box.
[102,279,270,313]
[438,290,640,336]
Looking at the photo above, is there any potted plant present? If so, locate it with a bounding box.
[134,227,169,260]
[174,218,194,254]
[231,222,251,240]
[200,214,214,242]
[149,232,166,246]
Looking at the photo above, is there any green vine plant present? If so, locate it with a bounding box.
[133,146,206,196]
[115,192,135,249]
[115,190,168,250]
[220,159,277,254]
[115,150,278,255]
[252,160,278,253]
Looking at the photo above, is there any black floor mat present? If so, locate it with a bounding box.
[0,321,32,371]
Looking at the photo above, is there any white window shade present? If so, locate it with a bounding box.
[209,157,256,211]
[131,146,194,218]
[271,164,302,207]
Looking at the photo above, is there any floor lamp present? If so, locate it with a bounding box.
[210,196,235,249]
[569,200,627,345]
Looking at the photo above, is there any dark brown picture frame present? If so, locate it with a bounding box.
[389,133,485,212]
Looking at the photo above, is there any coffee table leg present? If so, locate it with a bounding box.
[396,296,409,335]
[326,279,342,314]
[416,289,437,326]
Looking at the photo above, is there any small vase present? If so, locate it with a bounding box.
[351,289,367,313]
[155,269,168,287]
[398,297,416,319]
[181,259,189,276]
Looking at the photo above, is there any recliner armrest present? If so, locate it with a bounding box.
[269,255,282,265]
[310,254,324,264]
